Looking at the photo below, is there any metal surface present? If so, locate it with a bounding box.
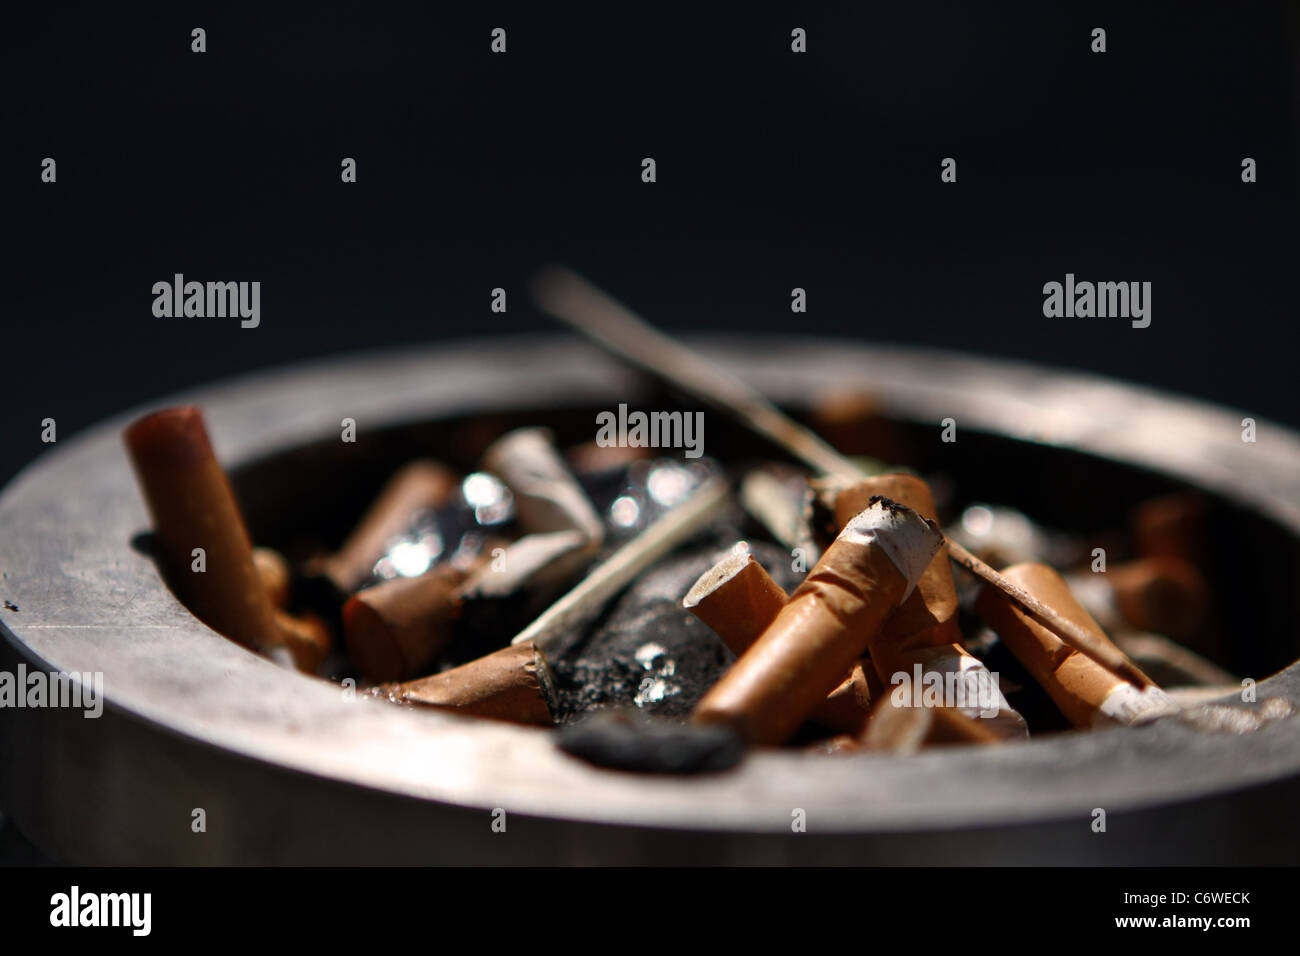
[1,335,1298,864]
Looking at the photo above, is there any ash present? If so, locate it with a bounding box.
[551,539,799,722]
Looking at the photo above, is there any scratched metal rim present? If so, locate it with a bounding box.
[1,334,1298,864]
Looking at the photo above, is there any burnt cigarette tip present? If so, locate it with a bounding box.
[534,649,560,718]
[842,497,944,602]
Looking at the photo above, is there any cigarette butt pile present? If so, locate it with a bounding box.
[122,394,1229,769]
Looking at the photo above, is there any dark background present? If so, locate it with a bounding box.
[2,1,1297,487]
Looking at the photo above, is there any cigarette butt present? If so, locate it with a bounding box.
[813,664,875,734]
[124,406,282,653]
[275,610,332,674]
[738,465,809,552]
[253,547,291,609]
[382,641,556,725]
[974,563,1179,728]
[342,564,468,681]
[484,427,604,544]
[564,440,649,475]
[1131,491,1208,569]
[693,497,943,745]
[456,529,590,600]
[859,699,933,753]
[682,545,789,657]
[484,429,604,590]
[319,460,458,593]
[925,705,1009,745]
[1107,556,1210,645]
[952,538,1152,689]
[683,546,875,733]
[874,642,1028,738]
[807,388,913,463]
[830,476,1027,736]
[831,474,958,650]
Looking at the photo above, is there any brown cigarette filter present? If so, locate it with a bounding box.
[807,388,913,463]
[683,547,874,733]
[383,641,556,725]
[974,563,1178,728]
[1131,491,1208,570]
[124,406,283,653]
[1107,556,1210,646]
[275,610,332,674]
[859,698,932,753]
[483,427,603,543]
[813,664,876,734]
[342,563,468,682]
[693,498,943,745]
[318,460,458,593]
[682,546,789,657]
[253,547,291,609]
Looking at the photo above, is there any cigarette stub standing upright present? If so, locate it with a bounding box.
[693,497,943,745]
[682,545,789,657]
[123,406,285,656]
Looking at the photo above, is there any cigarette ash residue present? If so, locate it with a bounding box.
[551,540,800,722]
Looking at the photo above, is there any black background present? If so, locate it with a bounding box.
[3,1,1297,487]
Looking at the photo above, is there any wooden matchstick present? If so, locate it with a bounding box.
[480,427,604,590]
[531,266,861,483]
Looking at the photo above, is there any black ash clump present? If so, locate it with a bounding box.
[557,709,745,774]
[550,539,799,722]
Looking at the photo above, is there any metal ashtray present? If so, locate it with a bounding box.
[2,335,1298,863]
